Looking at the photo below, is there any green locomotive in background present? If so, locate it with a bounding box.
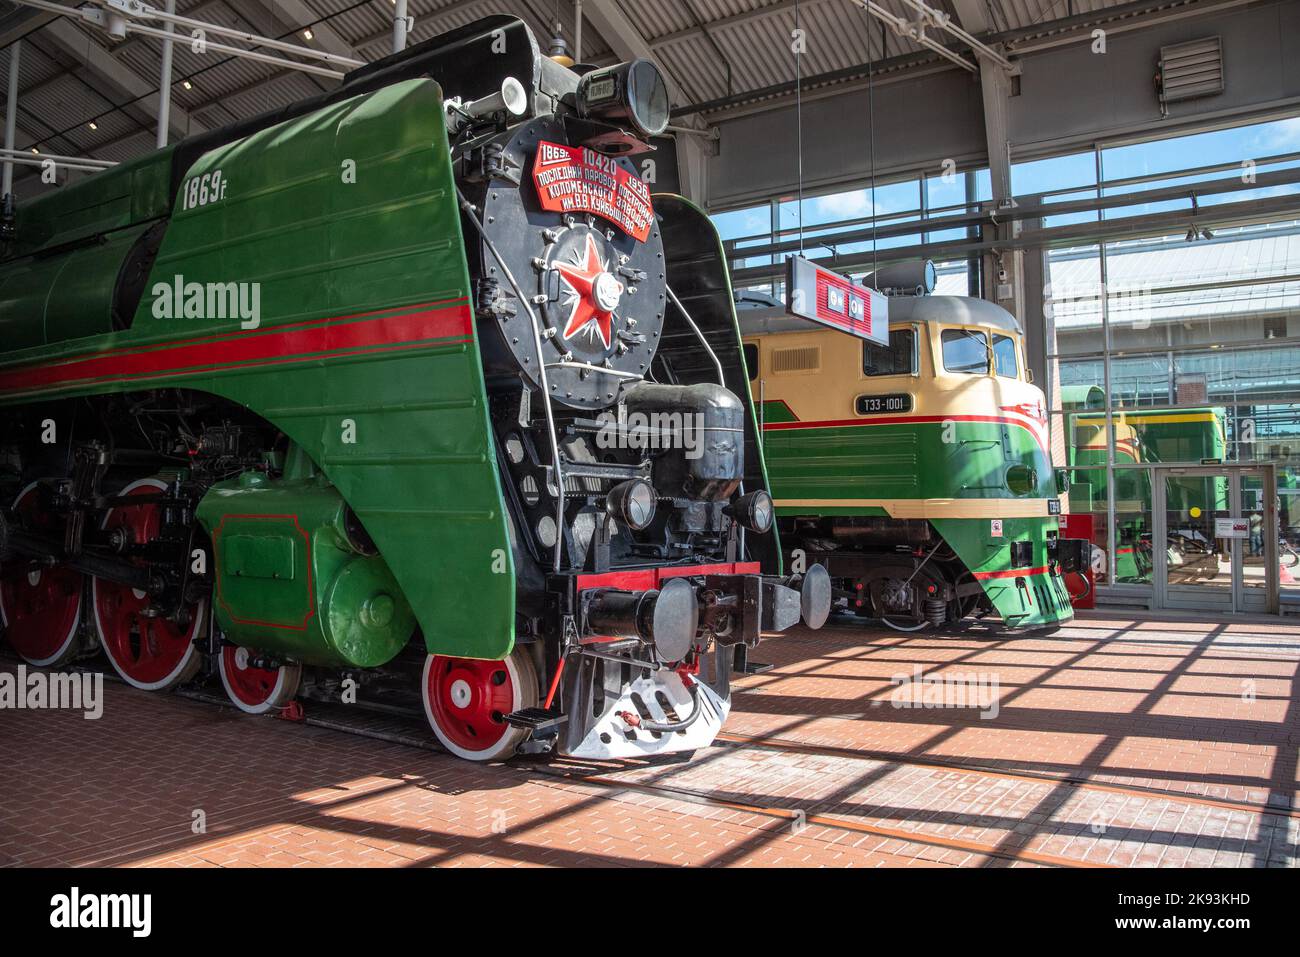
[0,17,829,761]
[1065,391,1229,583]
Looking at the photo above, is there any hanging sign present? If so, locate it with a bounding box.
[532,141,654,242]
[786,256,889,344]
[1214,517,1249,539]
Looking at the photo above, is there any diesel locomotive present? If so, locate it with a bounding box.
[1066,398,1231,584]
[739,282,1086,630]
[1064,385,1151,582]
[0,16,830,761]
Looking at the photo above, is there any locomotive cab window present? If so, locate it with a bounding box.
[992,334,1019,378]
[743,343,759,381]
[862,328,917,377]
[941,328,990,375]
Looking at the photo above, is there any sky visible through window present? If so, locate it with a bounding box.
[710,115,1300,268]
[710,114,1300,459]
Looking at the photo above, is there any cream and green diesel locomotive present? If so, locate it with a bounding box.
[739,278,1085,630]
[0,16,831,762]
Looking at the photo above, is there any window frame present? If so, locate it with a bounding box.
[861,325,920,379]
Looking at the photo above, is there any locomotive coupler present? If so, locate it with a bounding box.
[1050,537,1091,574]
[582,577,699,663]
[580,564,831,660]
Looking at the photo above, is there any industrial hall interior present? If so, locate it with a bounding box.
[0,0,1297,893]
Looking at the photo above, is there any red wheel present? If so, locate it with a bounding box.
[218,645,302,714]
[92,478,203,690]
[0,482,84,666]
[421,648,538,761]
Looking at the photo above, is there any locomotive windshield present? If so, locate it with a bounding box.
[993,334,1019,378]
[941,328,990,374]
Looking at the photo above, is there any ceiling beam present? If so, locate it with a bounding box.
[263,0,359,61]
[110,0,227,57]
[177,0,374,124]
[220,0,336,98]
[650,0,840,50]
[41,17,208,141]
[0,4,57,49]
[947,0,992,35]
[343,0,592,62]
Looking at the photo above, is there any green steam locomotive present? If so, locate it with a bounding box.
[0,17,829,762]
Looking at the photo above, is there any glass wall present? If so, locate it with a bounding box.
[1040,114,1300,598]
[709,113,1300,602]
[711,165,991,300]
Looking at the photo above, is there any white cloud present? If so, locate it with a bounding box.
[810,190,875,220]
[1251,117,1300,153]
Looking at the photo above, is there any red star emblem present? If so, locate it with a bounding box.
[554,234,622,348]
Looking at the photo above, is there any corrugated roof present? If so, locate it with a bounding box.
[0,0,1155,194]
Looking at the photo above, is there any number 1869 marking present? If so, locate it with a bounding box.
[181,170,228,210]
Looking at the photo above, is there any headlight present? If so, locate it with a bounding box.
[729,489,775,533]
[1005,464,1039,495]
[576,59,670,139]
[607,479,657,530]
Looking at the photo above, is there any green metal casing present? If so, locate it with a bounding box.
[0,79,517,660]
[762,405,1072,627]
[196,465,416,668]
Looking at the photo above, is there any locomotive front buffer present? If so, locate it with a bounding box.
[505,564,830,760]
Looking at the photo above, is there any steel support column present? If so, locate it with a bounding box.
[2,40,19,198]
[156,0,175,149]
[392,0,409,54]
[976,47,1026,324]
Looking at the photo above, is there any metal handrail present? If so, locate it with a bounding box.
[458,189,567,573]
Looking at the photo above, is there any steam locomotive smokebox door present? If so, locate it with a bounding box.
[470,119,666,409]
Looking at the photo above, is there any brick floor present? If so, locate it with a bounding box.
[1,611,1297,868]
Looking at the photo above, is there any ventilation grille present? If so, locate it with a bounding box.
[771,346,821,373]
[1158,37,1224,108]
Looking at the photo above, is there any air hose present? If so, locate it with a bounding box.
[616,674,705,733]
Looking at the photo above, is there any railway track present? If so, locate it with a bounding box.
[133,679,1116,867]
[714,730,1300,821]
[523,759,1109,868]
[9,655,1293,868]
